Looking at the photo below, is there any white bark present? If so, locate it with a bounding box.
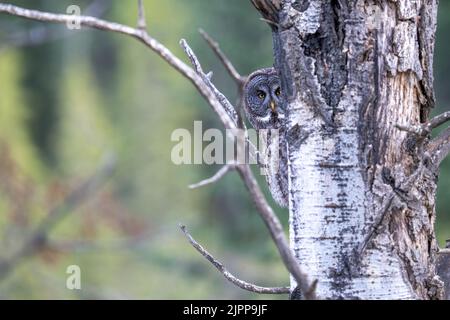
[271,0,442,299]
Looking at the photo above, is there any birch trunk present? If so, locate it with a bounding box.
[269,0,442,299]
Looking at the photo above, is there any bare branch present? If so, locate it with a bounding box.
[0,3,237,130]
[137,0,147,31]
[179,38,258,162]
[357,192,396,256]
[427,126,450,166]
[189,163,236,189]
[198,29,246,85]
[184,30,316,294]
[395,123,425,136]
[0,154,116,282]
[0,0,111,51]
[180,225,289,294]
[0,3,241,139]
[236,165,317,299]
[198,29,248,130]
[396,111,450,136]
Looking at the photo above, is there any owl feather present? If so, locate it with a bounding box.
[243,68,288,208]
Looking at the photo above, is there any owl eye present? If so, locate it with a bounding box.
[257,90,266,100]
[275,87,281,96]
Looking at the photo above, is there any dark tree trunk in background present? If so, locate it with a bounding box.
[255,0,445,299]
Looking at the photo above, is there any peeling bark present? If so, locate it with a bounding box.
[265,0,443,299]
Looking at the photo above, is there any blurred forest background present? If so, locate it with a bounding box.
[0,0,448,299]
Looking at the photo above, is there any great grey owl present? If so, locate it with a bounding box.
[243,67,288,208]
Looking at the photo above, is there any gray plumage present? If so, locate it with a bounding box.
[243,67,288,208]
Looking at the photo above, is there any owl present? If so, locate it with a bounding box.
[243,67,288,208]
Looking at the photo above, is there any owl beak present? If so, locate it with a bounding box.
[270,100,276,112]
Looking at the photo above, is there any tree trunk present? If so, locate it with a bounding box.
[269,0,442,299]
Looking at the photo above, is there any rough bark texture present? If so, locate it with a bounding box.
[269,0,442,299]
[437,249,450,299]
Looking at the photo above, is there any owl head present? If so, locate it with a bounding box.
[243,67,285,130]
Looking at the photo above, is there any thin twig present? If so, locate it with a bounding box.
[180,225,289,294]
[198,29,245,85]
[0,154,116,282]
[395,123,425,136]
[137,0,146,31]
[427,126,450,166]
[189,163,236,189]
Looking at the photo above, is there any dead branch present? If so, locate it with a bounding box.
[0,3,236,130]
[180,225,289,294]
[358,162,425,256]
[0,155,115,282]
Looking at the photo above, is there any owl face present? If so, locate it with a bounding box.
[244,68,285,129]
